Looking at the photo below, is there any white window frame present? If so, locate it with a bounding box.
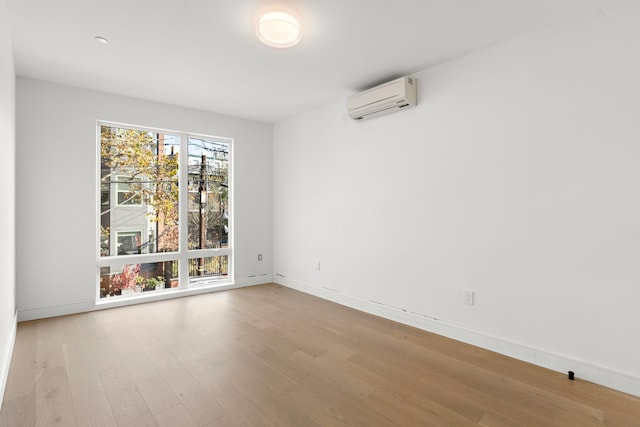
[96,121,234,304]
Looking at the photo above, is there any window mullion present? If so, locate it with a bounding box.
[178,132,189,289]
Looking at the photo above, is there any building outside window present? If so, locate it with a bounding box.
[116,230,142,255]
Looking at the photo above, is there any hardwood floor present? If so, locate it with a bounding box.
[1,283,639,426]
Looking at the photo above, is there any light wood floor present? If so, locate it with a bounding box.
[1,284,639,426]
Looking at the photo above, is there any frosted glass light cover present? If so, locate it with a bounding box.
[257,11,301,48]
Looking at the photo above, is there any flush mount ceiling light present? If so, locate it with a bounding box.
[94,36,108,44]
[257,11,301,48]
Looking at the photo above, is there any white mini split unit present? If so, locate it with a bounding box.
[347,76,417,121]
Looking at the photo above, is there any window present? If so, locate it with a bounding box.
[188,255,229,285]
[187,136,230,250]
[98,123,232,299]
[116,175,143,206]
[116,231,142,255]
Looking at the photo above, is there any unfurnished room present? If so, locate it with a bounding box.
[1,0,640,425]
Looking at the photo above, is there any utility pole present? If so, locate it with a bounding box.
[198,154,207,276]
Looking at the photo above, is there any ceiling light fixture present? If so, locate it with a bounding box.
[94,36,109,44]
[257,11,301,48]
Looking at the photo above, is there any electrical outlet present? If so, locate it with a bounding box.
[315,261,321,271]
[464,289,474,305]
[258,253,263,261]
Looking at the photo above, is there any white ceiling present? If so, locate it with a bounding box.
[6,0,611,123]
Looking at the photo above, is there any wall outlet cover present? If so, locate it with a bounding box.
[464,289,474,305]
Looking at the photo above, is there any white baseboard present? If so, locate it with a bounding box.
[236,274,273,287]
[17,275,273,322]
[275,276,640,398]
[0,312,17,411]
[18,299,95,322]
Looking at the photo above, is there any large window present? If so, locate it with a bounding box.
[98,123,231,299]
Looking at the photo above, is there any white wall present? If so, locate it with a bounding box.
[0,0,17,407]
[274,3,640,396]
[16,78,273,320]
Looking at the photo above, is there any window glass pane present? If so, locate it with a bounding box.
[99,261,179,298]
[188,256,229,285]
[187,137,230,250]
[100,126,180,257]
[116,231,142,255]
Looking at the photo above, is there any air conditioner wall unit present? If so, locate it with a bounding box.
[347,76,417,121]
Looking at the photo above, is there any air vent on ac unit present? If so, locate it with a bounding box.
[347,76,417,121]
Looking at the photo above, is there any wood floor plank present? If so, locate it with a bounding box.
[0,393,36,427]
[347,323,563,422]
[249,346,400,426]
[204,404,277,427]
[281,382,401,427]
[230,370,319,427]
[155,369,224,426]
[136,327,227,425]
[480,411,523,427]
[154,404,198,427]
[348,347,557,426]
[99,366,157,426]
[35,366,77,426]
[62,342,117,426]
[289,350,375,400]
[125,361,181,416]
[3,321,38,401]
[2,283,640,426]
[362,386,478,427]
[168,344,257,416]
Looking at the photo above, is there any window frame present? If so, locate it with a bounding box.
[96,121,234,302]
